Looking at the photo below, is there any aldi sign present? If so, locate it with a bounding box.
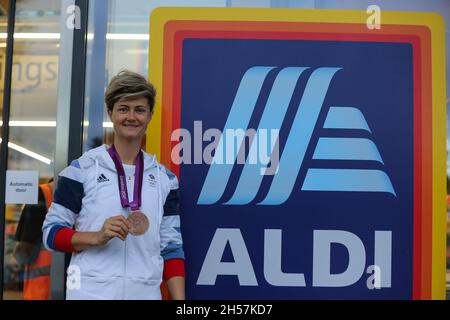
[148,8,446,299]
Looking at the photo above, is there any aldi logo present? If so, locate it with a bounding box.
[198,66,395,206]
[148,8,446,300]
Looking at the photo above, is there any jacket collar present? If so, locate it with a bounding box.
[81,144,158,171]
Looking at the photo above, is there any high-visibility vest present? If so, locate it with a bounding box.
[23,183,52,300]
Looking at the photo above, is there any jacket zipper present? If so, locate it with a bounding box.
[123,175,133,299]
[123,226,127,299]
[124,170,136,298]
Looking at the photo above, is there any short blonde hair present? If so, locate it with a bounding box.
[105,70,156,112]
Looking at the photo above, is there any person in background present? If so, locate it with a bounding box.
[41,70,185,300]
[14,181,53,300]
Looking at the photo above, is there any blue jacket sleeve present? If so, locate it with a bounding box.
[159,167,184,261]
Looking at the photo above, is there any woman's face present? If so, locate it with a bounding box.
[108,97,153,141]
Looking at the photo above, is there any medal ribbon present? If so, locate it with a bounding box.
[108,145,144,211]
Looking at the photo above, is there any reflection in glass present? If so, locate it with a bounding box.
[0,0,8,149]
[3,0,60,300]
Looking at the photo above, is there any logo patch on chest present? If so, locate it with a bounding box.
[148,174,157,187]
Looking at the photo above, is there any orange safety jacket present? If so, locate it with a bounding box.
[23,183,52,300]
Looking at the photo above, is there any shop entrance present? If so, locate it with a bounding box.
[0,0,64,300]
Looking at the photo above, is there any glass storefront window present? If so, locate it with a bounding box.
[0,0,8,151]
[2,0,60,300]
[0,0,8,299]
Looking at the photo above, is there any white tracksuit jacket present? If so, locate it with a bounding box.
[42,145,184,300]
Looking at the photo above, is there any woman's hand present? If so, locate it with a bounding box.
[95,215,132,246]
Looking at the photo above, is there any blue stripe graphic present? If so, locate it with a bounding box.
[54,176,84,214]
[164,189,181,216]
[259,67,342,205]
[313,137,384,163]
[161,242,185,260]
[197,66,274,205]
[46,224,69,250]
[324,107,371,132]
[301,169,396,196]
[225,67,308,205]
[70,160,81,168]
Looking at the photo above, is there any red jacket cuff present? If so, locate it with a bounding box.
[163,258,185,281]
[54,227,77,253]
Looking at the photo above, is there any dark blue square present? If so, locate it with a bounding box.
[180,38,413,299]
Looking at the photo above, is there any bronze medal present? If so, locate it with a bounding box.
[127,211,149,236]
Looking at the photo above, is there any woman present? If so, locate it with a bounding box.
[42,71,185,300]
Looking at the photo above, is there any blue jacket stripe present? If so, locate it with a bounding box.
[46,225,66,250]
[54,176,84,214]
[70,160,81,168]
[161,242,185,260]
[163,189,181,216]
